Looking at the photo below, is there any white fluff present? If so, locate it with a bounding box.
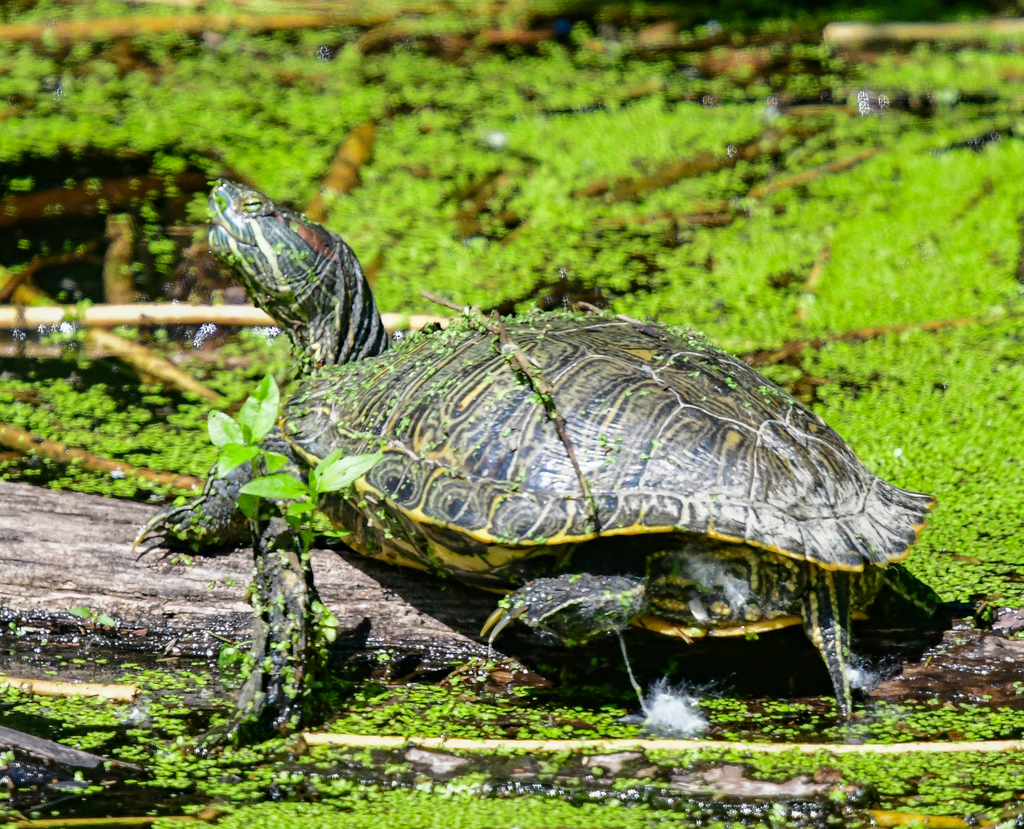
[844,655,881,691]
[641,679,707,735]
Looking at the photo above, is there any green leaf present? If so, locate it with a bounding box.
[216,443,260,478]
[237,493,258,519]
[240,474,309,500]
[218,645,240,669]
[321,528,352,538]
[96,614,116,628]
[208,411,244,448]
[68,606,93,619]
[264,451,290,474]
[238,375,280,442]
[315,452,383,494]
[285,501,317,518]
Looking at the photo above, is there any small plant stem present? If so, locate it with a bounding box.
[0,421,204,491]
[0,675,138,701]
[304,123,377,223]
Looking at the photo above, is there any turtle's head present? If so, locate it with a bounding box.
[208,180,389,369]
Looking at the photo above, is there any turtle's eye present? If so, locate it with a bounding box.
[241,196,264,214]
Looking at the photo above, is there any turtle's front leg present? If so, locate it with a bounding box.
[134,427,302,551]
[481,573,648,646]
[232,516,318,740]
[800,568,854,720]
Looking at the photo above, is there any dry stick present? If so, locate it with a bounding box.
[795,243,832,324]
[0,242,102,304]
[301,732,1024,754]
[0,303,448,331]
[304,123,377,224]
[867,810,994,829]
[0,422,204,491]
[0,172,207,229]
[0,675,138,701]
[823,18,1024,48]
[747,147,882,199]
[741,314,1014,367]
[2,285,227,402]
[0,10,392,44]
[102,214,136,305]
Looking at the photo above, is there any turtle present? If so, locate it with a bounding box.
[138,179,938,736]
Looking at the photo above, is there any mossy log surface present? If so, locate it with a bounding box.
[0,480,495,660]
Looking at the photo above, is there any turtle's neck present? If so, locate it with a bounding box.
[285,221,390,370]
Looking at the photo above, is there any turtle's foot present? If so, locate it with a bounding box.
[481,573,647,647]
[133,467,254,553]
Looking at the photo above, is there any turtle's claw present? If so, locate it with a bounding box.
[480,603,527,643]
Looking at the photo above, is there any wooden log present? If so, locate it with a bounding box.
[0,481,495,662]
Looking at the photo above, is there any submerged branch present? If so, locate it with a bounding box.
[0,421,204,491]
[0,173,207,229]
[742,313,1016,366]
[0,242,102,304]
[747,148,882,199]
[304,123,377,223]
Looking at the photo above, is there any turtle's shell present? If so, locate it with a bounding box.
[281,311,933,573]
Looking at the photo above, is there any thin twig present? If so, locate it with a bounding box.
[481,312,598,533]
[304,124,377,223]
[0,421,204,491]
[420,290,469,313]
[0,675,137,701]
[301,732,1024,754]
[0,303,448,331]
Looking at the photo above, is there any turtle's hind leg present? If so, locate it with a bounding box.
[800,567,854,720]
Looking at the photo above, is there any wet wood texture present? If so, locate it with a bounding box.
[0,480,495,659]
